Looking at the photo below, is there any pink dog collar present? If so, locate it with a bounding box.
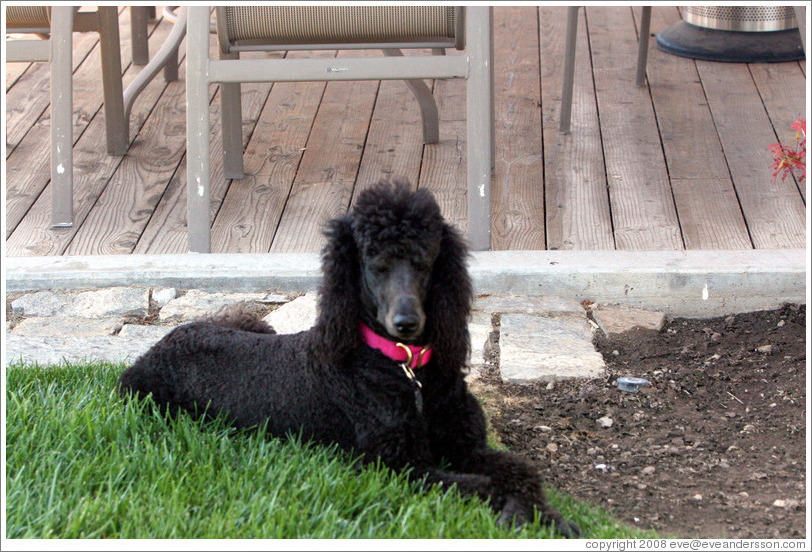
[359,323,432,369]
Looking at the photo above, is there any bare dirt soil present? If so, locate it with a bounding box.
[479,304,806,539]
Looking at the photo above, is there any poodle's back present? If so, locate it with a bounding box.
[119,321,356,447]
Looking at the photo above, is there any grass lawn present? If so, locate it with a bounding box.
[5,362,657,539]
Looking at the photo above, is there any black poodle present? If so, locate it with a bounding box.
[118,180,579,537]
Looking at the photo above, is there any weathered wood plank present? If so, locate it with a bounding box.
[540,5,614,251]
[209,51,328,254]
[434,51,467,123]
[134,79,265,255]
[6,61,31,92]
[697,59,806,249]
[418,77,468,234]
[269,50,379,253]
[64,67,190,254]
[645,7,729,180]
[644,6,751,249]
[588,6,683,250]
[134,36,253,255]
[129,162,190,255]
[749,62,807,200]
[352,75,426,200]
[671,178,753,250]
[5,36,97,154]
[490,6,545,251]
[5,17,177,257]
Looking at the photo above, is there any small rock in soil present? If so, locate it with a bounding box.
[596,416,614,429]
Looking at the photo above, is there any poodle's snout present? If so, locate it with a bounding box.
[387,294,425,340]
[393,311,421,337]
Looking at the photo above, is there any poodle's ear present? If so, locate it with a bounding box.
[312,215,361,364]
[425,222,473,376]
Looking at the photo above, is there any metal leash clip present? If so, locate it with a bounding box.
[395,343,427,414]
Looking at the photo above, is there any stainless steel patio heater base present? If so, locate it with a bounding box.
[656,6,804,62]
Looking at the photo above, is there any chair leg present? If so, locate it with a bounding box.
[559,6,580,134]
[130,6,150,65]
[636,6,652,87]
[794,6,806,54]
[219,51,245,179]
[163,44,180,82]
[162,7,182,84]
[405,78,440,144]
[187,6,213,253]
[123,7,187,121]
[98,6,128,155]
[382,49,439,144]
[49,7,76,228]
[465,6,493,251]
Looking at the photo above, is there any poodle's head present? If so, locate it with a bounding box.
[350,181,445,342]
[316,179,472,373]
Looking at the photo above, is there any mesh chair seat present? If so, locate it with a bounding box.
[6,6,52,32]
[217,6,462,51]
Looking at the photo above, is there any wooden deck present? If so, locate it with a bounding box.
[5,6,807,256]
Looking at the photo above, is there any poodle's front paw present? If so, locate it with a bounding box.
[554,519,581,539]
[496,496,532,530]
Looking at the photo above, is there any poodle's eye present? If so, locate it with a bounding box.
[371,262,389,276]
[412,260,431,273]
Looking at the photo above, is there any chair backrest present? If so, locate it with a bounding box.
[6,6,51,33]
[215,6,464,53]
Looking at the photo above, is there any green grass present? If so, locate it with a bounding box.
[6,362,657,539]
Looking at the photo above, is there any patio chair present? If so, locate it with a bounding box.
[185,6,493,253]
[6,6,127,227]
[559,6,652,133]
[129,6,180,82]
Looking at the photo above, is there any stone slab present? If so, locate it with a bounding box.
[258,293,296,304]
[592,304,667,336]
[118,324,174,340]
[465,311,492,382]
[159,290,267,322]
[5,334,155,367]
[72,287,150,318]
[474,295,584,315]
[263,293,318,334]
[5,252,322,294]
[10,287,149,318]
[467,250,805,318]
[5,250,804,318]
[11,317,122,337]
[499,313,605,384]
[151,287,178,308]
[11,291,70,317]
[468,311,492,367]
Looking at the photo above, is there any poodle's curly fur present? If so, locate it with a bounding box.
[118,180,578,537]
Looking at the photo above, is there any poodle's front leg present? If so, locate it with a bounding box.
[410,467,494,502]
[456,447,579,538]
[422,383,578,536]
[354,419,497,504]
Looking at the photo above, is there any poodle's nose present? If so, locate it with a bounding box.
[393,313,420,336]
